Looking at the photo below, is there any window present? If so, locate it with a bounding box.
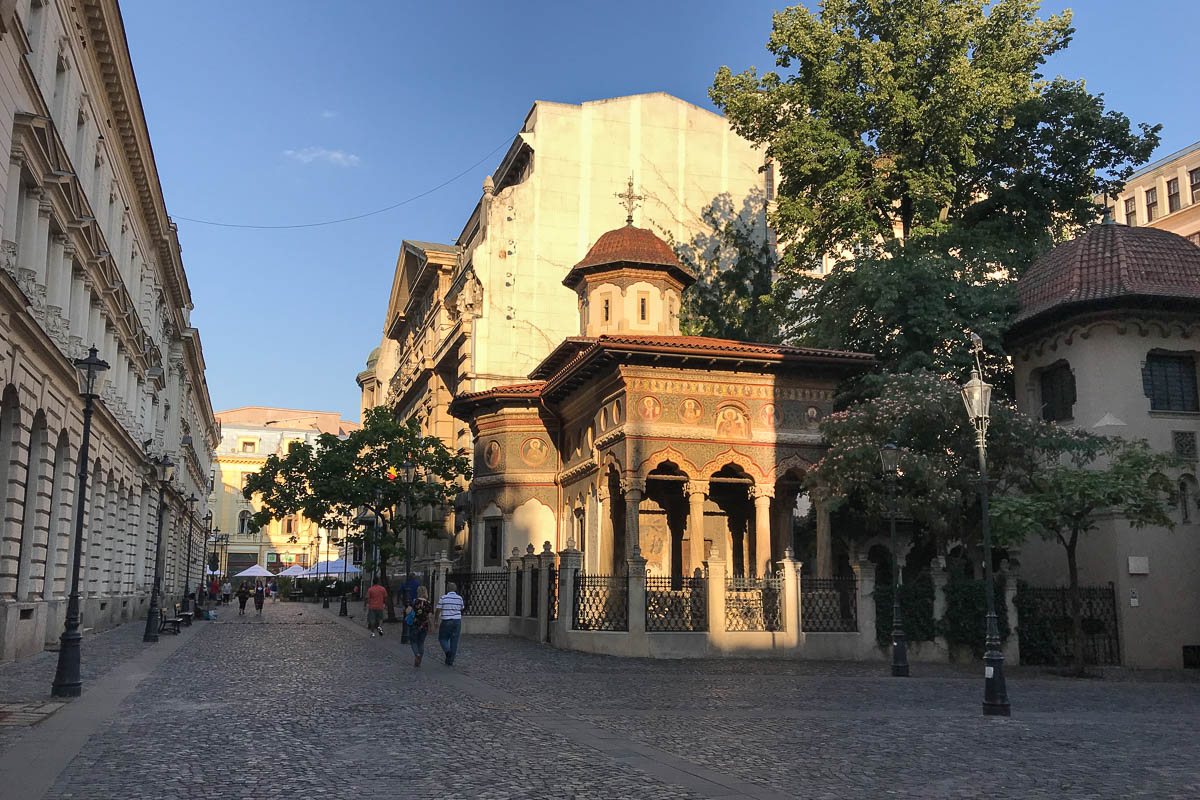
[638,292,649,322]
[1145,187,1158,222]
[484,520,502,566]
[1142,353,1199,412]
[240,439,257,453]
[237,510,252,535]
[765,163,775,200]
[296,553,309,568]
[602,297,610,323]
[1039,361,1076,421]
[285,516,295,535]
[1168,178,1181,213]
[1173,431,1197,461]
[1180,479,1192,524]
[1191,168,1200,203]
[266,552,278,563]
[1124,197,1137,226]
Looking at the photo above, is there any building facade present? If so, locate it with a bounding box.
[1107,139,1200,246]
[210,407,358,577]
[358,92,776,565]
[0,0,217,662]
[1008,220,1200,668]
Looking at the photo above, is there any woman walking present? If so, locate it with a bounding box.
[405,586,433,667]
[236,582,250,615]
[254,581,266,615]
[222,581,232,605]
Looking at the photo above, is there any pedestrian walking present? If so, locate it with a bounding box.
[434,582,464,666]
[236,582,250,615]
[222,581,232,605]
[254,581,265,614]
[405,586,433,667]
[210,578,219,601]
[400,572,420,640]
[366,577,387,637]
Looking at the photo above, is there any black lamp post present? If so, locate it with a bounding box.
[338,524,348,616]
[400,459,415,643]
[879,443,909,677]
[50,346,109,698]
[181,494,197,613]
[961,333,1010,717]
[143,455,177,643]
[200,511,211,607]
[321,529,330,609]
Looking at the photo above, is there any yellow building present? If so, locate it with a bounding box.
[209,408,359,577]
[1107,140,1200,245]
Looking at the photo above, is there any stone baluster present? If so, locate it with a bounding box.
[521,543,537,620]
[854,557,876,657]
[506,547,521,618]
[556,540,581,641]
[779,547,801,649]
[537,541,555,643]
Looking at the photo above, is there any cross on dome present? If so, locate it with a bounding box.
[614,176,643,225]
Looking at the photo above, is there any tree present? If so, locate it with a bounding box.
[710,0,1159,370]
[991,438,1177,671]
[243,406,472,621]
[669,191,782,344]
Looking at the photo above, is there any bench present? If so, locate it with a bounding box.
[159,604,183,634]
[178,602,194,627]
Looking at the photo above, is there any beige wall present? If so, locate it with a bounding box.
[1107,141,1200,244]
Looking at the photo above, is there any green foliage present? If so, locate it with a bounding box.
[671,192,782,344]
[873,573,936,646]
[938,573,1010,657]
[242,407,472,582]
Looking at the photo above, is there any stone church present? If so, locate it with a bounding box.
[448,215,871,582]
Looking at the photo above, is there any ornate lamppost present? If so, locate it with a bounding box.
[400,460,415,643]
[143,455,177,643]
[181,494,197,613]
[337,524,348,616]
[200,511,211,607]
[879,443,909,677]
[961,333,1011,717]
[50,346,109,698]
[321,529,331,609]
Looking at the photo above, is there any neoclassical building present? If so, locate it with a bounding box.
[0,0,217,661]
[210,407,358,575]
[1008,219,1200,668]
[358,92,778,564]
[449,221,871,580]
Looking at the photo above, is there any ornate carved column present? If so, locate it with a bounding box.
[813,485,833,579]
[751,485,774,578]
[596,486,610,573]
[684,480,708,576]
[621,477,645,566]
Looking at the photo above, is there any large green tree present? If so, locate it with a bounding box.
[243,406,471,620]
[710,0,1159,372]
[991,439,1177,671]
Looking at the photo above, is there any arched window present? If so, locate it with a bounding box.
[238,510,252,534]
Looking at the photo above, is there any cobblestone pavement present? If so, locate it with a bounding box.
[0,602,1195,798]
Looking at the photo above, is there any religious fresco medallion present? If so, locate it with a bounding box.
[678,397,703,424]
[806,405,821,426]
[715,406,749,439]
[520,437,549,466]
[638,395,662,421]
[759,403,782,429]
[484,440,502,469]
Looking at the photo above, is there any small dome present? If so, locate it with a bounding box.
[365,347,380,367]
[563,224,694,290]
[1014,223,1200,330]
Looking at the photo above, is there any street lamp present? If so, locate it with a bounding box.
[50,345,109,697]
[401,459,415,643]
[961,333,1010,717]
[879,443,909,677]
[182,494,197,613]
[321,529,330,609]
[200,511,212,607]
[143,455,176,643]
[337,524,348,616]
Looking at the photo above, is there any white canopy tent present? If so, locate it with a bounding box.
[276,564,308,577]
[300,559,360,579]
[233,564,273,578]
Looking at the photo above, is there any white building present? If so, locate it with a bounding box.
[0,0,217,662]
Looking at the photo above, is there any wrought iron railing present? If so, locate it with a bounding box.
[514,568,524,618]
[446,571,508,616]
[572,573,628,631]
[725,575,784,632]
[1016,582,1120,665]
[547,566,557,621]
[801,577,858,632]
[527,566,539,618]
[646,576,707,632]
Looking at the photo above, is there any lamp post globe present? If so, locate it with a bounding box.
[961,338,1010,717]
[50,346,109,697]
[878,443,908,677]
[143,455,176,643]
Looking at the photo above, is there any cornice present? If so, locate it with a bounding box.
[1010,310,1200,361]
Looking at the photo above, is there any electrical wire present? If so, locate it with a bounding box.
[172,137,511,230]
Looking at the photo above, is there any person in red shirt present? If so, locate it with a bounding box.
[366,578,387,637]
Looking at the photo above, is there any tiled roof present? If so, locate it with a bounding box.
[589,334,875,362]
[1014,223,1200,328]
[563,224,695,289]
[447,382,546,416]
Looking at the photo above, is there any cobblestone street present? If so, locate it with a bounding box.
[0,603,1197,799]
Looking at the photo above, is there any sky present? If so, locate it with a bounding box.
[118,0,1200,424]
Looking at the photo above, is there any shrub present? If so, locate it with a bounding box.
[874,573,936,646]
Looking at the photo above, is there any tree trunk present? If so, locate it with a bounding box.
[1065,535,1086,674]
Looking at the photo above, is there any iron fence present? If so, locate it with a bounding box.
[514,568,524,618]
[1016,583,1120,666]
[528,567,540,618]
[445,571,508,616]
[572,573,628,631]
[547,566,557,621]
[801,577,858,632]
[646,576,707,632]
[725,575,784,632]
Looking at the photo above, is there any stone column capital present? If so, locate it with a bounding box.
[621,477,645,498]
[684,480,708,499]
[750,484,775,501]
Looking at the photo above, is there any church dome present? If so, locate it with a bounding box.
[366,347,380,368]
[1012,222,1200,333]
[563,224,694,290]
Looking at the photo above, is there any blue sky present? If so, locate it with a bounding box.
[119,0,1199,423]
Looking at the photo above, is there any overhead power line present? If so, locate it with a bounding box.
[172,138,511,230]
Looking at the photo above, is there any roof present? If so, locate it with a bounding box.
[1012,222,1200,334]
[214,407,361,436]
[446,382,546,417]
[1124,139,1200,183]
[562,224,695,290]
[405,240,459,255]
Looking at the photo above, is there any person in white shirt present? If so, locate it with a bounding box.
[433,583,465,666]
